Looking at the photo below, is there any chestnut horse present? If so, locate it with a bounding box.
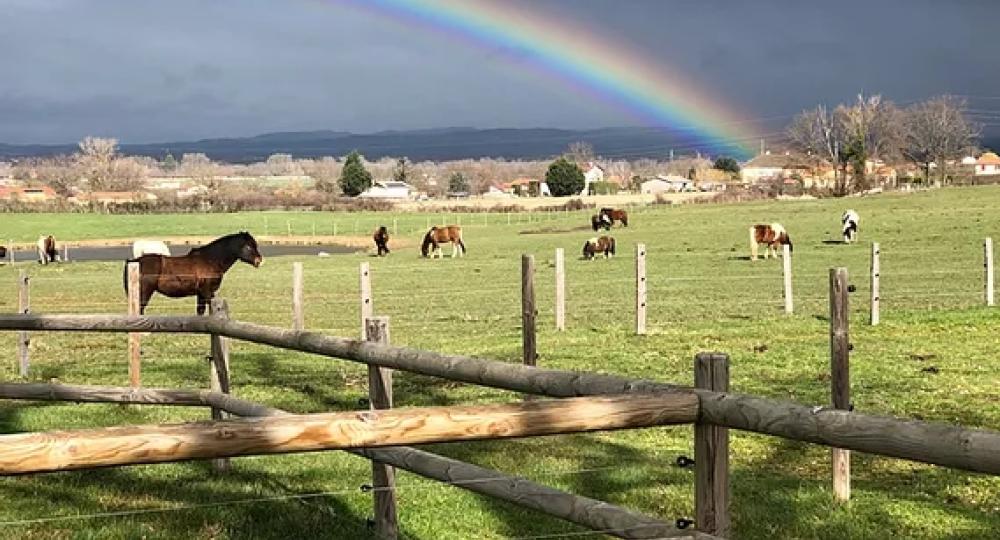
[373,226,390,256]
[124,232,263,315]
[582,236,616,260]
[599,207,628,227]
[749,223,793,261]
[421,225,465,258]
[37,235,58,264]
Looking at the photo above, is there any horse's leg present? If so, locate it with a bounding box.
[139,284,154,316]
[197,294,208,316]
[451,241,458,258]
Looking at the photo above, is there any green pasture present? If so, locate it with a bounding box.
[0,187,998,539]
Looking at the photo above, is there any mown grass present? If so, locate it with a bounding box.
[0,187,999,539]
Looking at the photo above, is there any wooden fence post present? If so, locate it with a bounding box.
[7,240,13,264]
[635,244,647,334]
[360,263,372,339]
[985,237,994,307]
[209,298,231,473]
[694,352,730,537]
[365,316,398,539]
[555,248,565,331]
[62,244,69,262]
[286,220,292,236]
[392,218,398,236]
[870,243,880,325]
[829,267,851,502]
[292,262,304,331]
[521,255,537,367]
[127,262,141,388]
[17,270,29,377]
[782,244,793,314]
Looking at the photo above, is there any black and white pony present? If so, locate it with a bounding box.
[842,210,860,243]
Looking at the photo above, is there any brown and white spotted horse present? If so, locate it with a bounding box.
[749,223,793,261]
[582,236,616,260]
[421,225,466,258]
[591,213,611,231]
[37,235,58,264]
[599,207,629,227]
[373,226,390,256]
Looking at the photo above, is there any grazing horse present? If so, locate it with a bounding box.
[124,232,263,315]
[373,226,390,256]
[842,210,860,243]
[132,239,171,259]
[590,213,612,231]
[582,236,616,260]
[749,223,792,261]
[599,207,629,227]
[37,235,58,264]
[421,225,465,258]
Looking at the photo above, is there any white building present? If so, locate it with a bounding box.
[641,175,693,194]
[975,152,1000,176]
[359,181,414,199]
[580,162,605,195]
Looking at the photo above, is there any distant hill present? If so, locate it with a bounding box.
[0,127,751,163]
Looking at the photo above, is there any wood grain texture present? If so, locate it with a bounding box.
[209,298,232,473]
[0,393,699,475]
[782,244,793,314]
[870,243,881,325]
[292,262,304,331]
[521,254,537,366]
[127,262,141,387]
[359,262,372,339]
[365,316,397,540]
[694,353,730,537]
[829,268,851,501]
[17,270,29,377]
[555,248,565,331]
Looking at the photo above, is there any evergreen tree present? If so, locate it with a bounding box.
[545,157,585,196]
[340,151,372,197]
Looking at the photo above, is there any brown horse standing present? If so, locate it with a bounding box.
[421,225,465,258]
[582,236,616,260]
[749,223,793,261]
[125,232,263,315]
[599,207,629,227]
[373,226,390,256]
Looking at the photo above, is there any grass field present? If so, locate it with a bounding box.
[1,186,999,539]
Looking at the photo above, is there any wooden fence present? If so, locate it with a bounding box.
[2,311,1000,538]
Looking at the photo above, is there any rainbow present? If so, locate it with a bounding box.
[328,0,759,157]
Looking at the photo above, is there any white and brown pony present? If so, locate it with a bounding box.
[582,236,616,260]
[749,223,792,261]
[421,225,465,258]
[842,210,859,243]
[132,239,171,259]
[37,235,58,264]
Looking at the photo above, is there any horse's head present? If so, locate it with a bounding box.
[237,232,263,267]
[420,230,434,257]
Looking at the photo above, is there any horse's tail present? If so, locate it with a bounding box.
[785,235,793,253]
[621,212,628,227]
[581,240,590,259]
[122,261,130,297]
[609,237,616,256]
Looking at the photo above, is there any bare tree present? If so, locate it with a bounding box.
[836,94,903,190]
[566,141,596,165]
[76,136,119,191]
[787,105,849,194]
[179,153,221,202]
[902,95,980,183]
[302,156,341,195]
[13,155,80,195]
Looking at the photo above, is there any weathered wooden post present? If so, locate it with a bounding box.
[694,352,731,537]
[829,267,851,502]
[292,262,304,331]
[209,298,231,473]
[555,248,565,331]
[985,237,995,307]
[333,222,338,236]
[365,316,398,539]
[521,255,537,367]
[127,261,142,387]
[62,243,69,262]
[870,243,880,325]
[392,218,398,236]
[360,263,372,339]
[17,270,30,377]
[782,244,793,314]
[286,220,292,236]
[7,239,13,264]
[635,244,647,334]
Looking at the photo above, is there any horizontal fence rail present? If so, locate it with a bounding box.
[0,393,698,476]
[2,314,1000,476]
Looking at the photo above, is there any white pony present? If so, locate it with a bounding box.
[841,210,860,243]
[132,240,171,259]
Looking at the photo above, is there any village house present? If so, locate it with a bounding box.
[975,152,1000,176]
[359,180,414,199]
[580,162,605,195]
[0,185,59,203]
[640,175,694,194]
[503,177,551,197]
[740,152,814,184]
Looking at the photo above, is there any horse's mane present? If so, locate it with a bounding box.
[189,232,254,256]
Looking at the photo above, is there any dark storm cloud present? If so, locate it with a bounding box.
[1,0,997,143]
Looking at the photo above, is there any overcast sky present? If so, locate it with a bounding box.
[2,0,997,144]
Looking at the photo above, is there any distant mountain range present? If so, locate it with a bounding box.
[0,127,755,163]
[2,127,996,163]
